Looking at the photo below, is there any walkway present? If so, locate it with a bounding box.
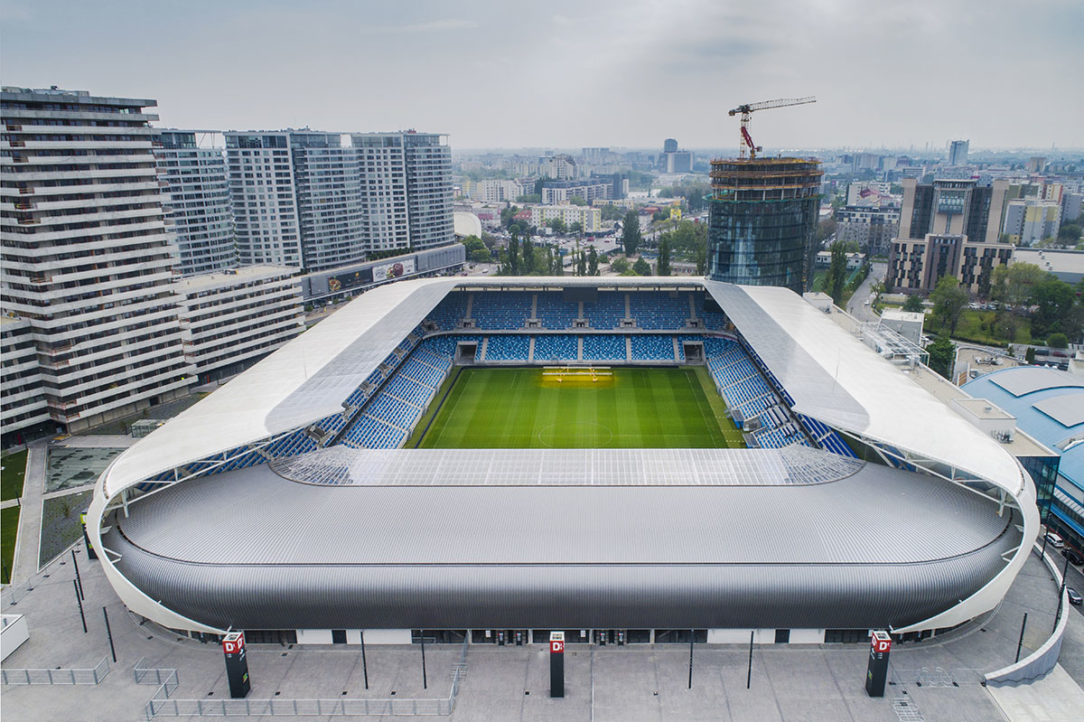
[10,439,47,584]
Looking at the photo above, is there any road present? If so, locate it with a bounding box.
[846,261,886,322]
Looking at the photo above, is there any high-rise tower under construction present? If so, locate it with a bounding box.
[707,158,822,294]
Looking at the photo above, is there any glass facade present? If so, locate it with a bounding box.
[707,159,821,294]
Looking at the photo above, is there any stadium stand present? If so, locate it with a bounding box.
[582,334,626,361]
[426,291,468,330]
[582,292,626,329]
[470,291,532,330]
[630,334,676,361]
[535,292,580,330]
[629,292,688,330]
[534,334,578,362]
[484,335,531,361]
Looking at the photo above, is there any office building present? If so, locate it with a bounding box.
[948,140,969,166]
[1003,198,1062,245]
[707,158,823,294]
[1,87,194,433]
[887,178,1012,295]
[659,138,692,174]
[175,265,305,382]
[155,130,236,275]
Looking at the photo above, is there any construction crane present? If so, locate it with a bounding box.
[728,96,816,159]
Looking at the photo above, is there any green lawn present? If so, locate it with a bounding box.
[1,506,19,584]
[412,366,744,449]
[926,309,1032,346]
[1,449,27,501]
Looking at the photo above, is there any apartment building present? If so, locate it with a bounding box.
[1,87,194,433]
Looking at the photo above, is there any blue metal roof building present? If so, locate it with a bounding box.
[963,367,1084,550]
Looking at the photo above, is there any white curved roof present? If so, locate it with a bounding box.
[453,211,482,238]
[104,277,1025,503]
[704,283,1026,498]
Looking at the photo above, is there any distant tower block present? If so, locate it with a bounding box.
[663,138,679,153]
[707,158,823,294]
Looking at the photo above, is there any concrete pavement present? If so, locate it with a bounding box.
[10,439,47,584]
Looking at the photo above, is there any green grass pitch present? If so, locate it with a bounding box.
[408,366,745,449]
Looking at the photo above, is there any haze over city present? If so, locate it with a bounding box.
[2,0,1082,150]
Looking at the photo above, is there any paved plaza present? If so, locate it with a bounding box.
[2,542,1083,721]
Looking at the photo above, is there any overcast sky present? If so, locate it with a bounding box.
[3,0,1081,151]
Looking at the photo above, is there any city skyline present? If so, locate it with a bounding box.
[2,0,1082,151]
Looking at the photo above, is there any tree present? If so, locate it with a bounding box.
[621,210,641,256]
[505,234,520,275]
[633,257,651,276]
[657,239,672,276]
[1048,332,1069,349]
[926,336,956,380]
[930,276,969,336]
[569,221,583,236]
[500,205,518,228]
[515,194,541,204]
[522,237,536,274]
[1031,277,1077,338]
[569,196,587,206]
[824,242,848,304]
[1058,223,1081,243]
[547,218,567,235]
[903,294,925,313]
[587,247,599,276]
[990,263,1046,307]
[600,204,625,221]
[610,257,630,274]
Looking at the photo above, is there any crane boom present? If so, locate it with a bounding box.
[728,96,816,159]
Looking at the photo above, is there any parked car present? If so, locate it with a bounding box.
[1045,531,1065,549]
[1062,548,1084,566]
[1067,587,1082,607]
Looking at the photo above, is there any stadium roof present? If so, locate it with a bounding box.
[963,367,1084,490]
[105,277,1030,500]
[703,283,1027,498]
[107,446,1017,630]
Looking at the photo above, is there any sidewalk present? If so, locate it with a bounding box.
[988,664,1084,721]
[10,439,48,584]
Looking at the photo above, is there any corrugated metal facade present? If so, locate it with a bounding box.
[107,450,1020,631]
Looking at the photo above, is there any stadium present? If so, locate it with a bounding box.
[88,277,1039,646]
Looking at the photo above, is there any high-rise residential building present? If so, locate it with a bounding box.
[529,205,602,233]
[540,180,610,205]
[835,206,901,257]
[663,138,679,153]
[175,265,305,382]
[290,132,365,271]
[352,131,455,253]
[155,130,236,275]
[948,139,969,166]
[539,153,577,180]
[707,158,823,294]
[1,87,194,433]
[1,316,48,439]
[225,132,302,267]
[887,178,1012,295]
[470,179,524,204]
[1003,198,1061,245]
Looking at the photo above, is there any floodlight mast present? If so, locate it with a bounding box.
[728,96,816,159]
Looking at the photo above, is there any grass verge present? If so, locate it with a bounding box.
[1,506,19,584]
[1,449,27,501]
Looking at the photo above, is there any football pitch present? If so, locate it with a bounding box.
[408,366,745,449]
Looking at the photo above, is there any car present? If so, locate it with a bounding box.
[1068,587,1083,607]
[1062,548,1084,566]
[1045,531,1065,549]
